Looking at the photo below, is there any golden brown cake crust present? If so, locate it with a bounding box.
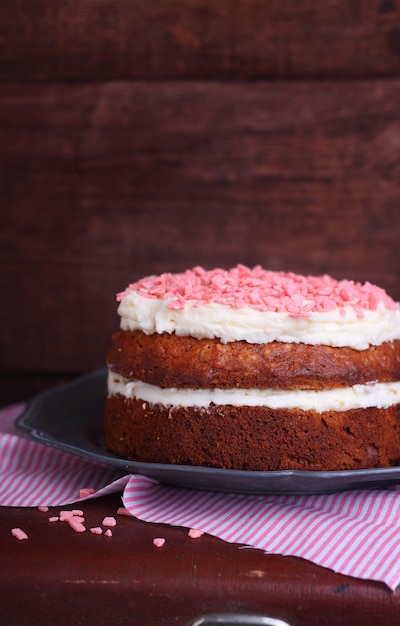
[104,395,400,471]
[107,331,400,390]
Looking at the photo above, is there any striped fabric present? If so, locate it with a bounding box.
[2,403,400,589]
[0,404,126,506]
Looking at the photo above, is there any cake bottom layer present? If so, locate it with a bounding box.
[104,395,400,471]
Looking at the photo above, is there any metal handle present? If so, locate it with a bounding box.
[188,614,292,626]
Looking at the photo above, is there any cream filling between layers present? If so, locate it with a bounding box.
[107,370,400,413]
[118,293,400,349]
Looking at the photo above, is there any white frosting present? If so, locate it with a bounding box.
[108,371,400,413]
[118,292,400,349]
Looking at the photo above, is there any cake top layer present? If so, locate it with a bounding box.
[117,265,397,318]
[116,266,400,348]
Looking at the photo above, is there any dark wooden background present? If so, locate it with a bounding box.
[1,0,400,406]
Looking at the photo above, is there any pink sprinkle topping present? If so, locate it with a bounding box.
[11,528,28,541]
[153,537,166,548]
[49,516,59,523]
[90,527,103,535]
[188,528,204,539]
[104,529,113,537]
[38,506,49,513]
[117,265,397,318]
[102,516,117,528]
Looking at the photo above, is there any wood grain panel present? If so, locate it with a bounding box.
[1,80,400,401]
[1,0,400,82]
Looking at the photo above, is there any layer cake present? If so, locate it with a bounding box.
[104,265,400,471]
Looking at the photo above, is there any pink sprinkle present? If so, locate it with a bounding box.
[67,518,86,533]
[11,528,28,541]
[60,510,84,522]
[153,537,165,548]
[117,507,133,517]
[102,516,117,527]
[188,528,204,539]
[59,511,74,521]
[104,529,113,537]
[117,265,397,317]
[79,488,96,498]
[90,527,103,535]
[49,516,59,523]
[38,506,49,512]
[69,515,85,524]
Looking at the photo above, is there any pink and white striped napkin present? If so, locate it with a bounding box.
[0,404,128,506]
[2,403,400,590]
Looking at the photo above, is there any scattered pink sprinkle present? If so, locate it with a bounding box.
[59,510,75,521]
[117,265,397,318]
[38,506,49,513]
[104,529,113,537]
[90,527,103,535]
[102,516,117,528]
[11,528,28,541]
[153,537,165,548]
[117,507,133,517]
[188,528,204,539]
[59,510,84,522]
[58,509,87,532]
[49,516,59,523]
[67,518,86,533]
[79,488,96,498]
